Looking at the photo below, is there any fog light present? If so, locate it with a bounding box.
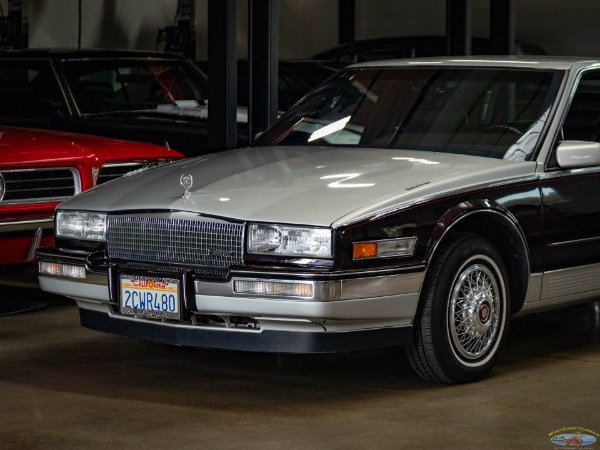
[234,280,314,298]
[39,261,86,279]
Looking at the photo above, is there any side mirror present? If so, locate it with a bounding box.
[556,140,600,169]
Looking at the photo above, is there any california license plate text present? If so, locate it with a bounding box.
[120,275,180,319]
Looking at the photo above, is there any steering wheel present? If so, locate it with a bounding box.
[482,124,523,135]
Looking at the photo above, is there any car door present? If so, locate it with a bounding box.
[540,69,600,294]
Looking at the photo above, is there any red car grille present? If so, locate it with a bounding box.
[0,168,79,203]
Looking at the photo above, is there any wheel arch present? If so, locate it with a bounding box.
[426,201,530,315]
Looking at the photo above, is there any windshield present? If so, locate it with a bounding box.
[61,59,208,114]
[256,67,562,160]
[0,59,69,122]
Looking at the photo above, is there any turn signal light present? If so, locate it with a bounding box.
[353,237,418,260]
[353,242,378,259]
[39,261,86,279]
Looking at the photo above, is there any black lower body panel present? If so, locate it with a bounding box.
[79,309,413,353]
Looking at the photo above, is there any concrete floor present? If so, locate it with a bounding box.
[0,283,599,450]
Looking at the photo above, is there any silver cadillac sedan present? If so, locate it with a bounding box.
[37,57,600,383]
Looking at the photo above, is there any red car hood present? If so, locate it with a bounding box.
[0,126,180,167]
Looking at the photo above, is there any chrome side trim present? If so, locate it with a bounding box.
[24,227,44,262]
[541,262,600,299]
[548,236,600,247]
[518,263,600,315]
[522,273,543,305]
[518,292,600,316]
[0,217,53,233]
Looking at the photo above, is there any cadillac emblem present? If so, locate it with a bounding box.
[180,174,193,198]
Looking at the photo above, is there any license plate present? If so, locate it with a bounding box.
[119,274,180,320]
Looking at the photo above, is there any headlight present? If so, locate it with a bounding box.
[248,223,332,258]
[56,210,107,241]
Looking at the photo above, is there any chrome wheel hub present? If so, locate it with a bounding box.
[449,263,501,360]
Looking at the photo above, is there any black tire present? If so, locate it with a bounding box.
[406,232,510,383]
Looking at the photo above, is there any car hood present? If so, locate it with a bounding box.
[0,126,99,167]
[41,128,182,160]
[0,126,180,166]
[64,146,538,227]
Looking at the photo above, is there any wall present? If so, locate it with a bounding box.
[516,0,600,56]
[355,0,447,39]
[28,0,175,51]
[22,0,600,59]
[24,0,338,59]
[353,0,600,57]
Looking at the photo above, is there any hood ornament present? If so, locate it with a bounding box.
[180,174,193,198]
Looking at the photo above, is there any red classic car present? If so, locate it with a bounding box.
[0,126,183,270]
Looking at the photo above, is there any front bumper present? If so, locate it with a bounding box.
[37,246,424,353]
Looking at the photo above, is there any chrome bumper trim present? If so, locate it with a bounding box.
[0,217,53,233]
[37,247,424,327]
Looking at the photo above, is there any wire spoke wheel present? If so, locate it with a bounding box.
[449,262,500,360]
[406,233,510,384]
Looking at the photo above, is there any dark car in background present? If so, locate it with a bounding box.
[0,49,245,157]
[312,36,547,64]
[195,59,337,112]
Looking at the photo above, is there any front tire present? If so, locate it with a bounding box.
[406,233,510,383]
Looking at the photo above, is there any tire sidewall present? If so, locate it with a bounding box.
[427,235,510,382]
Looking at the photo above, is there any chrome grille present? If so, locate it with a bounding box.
[0,168,78,203]
[117,261,230,279]
[106,215,244,267]
[98,162,152,184]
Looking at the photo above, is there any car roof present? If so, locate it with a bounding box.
[313,36,484,58]
[0,48,188,61]
[311,35,548,60]
[348,56,600,71]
